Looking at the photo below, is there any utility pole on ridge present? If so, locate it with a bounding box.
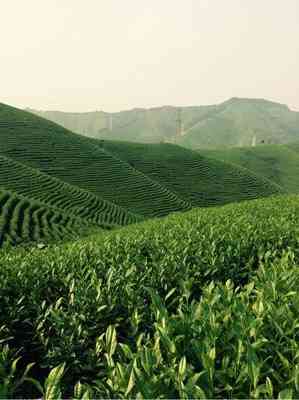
[176,107,183,141]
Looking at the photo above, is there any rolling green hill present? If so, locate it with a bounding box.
[1,103,283,217]
[28,97,299,148]
[201,143,299,194]
[0,103,189,218]
[99,140,283,207]
[178,98,299,149]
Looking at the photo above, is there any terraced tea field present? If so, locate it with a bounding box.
[0,188,88,247]
[0,154,140,228]
[1,195,299,398]
[201,144,299,194]
[99,140,283,207]
[0,103,189,218]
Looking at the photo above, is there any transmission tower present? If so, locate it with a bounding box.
[176,107,183,140]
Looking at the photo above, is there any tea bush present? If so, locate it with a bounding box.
[0,188,90,247]
[0,195,299,398]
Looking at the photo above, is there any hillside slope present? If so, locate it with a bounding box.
[0,103,190,218]
[91,140,283,207]
[201,144,299,194]
[178,98,299,149]
[28,98,299,148]
[0,188,89,247]
[0,154,139,227]
[3,103,284,220]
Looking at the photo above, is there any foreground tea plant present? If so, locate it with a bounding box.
[1,195,299,398]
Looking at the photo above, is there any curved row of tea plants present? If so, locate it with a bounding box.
[1,195,299,397]
[0,155,140,227]
[0,188,89,247]
[202,144,299,194]
[99,140,283,207]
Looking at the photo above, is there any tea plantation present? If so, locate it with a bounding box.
[0,103,189,218]
[0,103,291,248]
[0,154,140,229]
[99,140,282,207]
[1,102,299,398]
[1,195,299,398]
[0,104,287,226]
[202,144,299,194]
[0,188,89,248]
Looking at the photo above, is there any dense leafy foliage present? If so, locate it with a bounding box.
[0,188,90,247]
[1,195,299,398]
[1,101,299,398]
[0,155,140,229]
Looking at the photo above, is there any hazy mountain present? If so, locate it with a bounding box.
[27,98,299,148]
[179,98,299,149]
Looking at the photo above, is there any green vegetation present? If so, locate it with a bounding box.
[201,144,299,194]
[178,98,299,149]
[0,155,140,228]
[0,188,88,247]
[0,103,189,219]
[1,102,292,249]
[100,140,282,207]
[29,97,299,148]
[1,102,299,397]
[1,195,299,398]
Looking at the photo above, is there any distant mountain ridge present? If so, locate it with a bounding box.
[27,97,299,148]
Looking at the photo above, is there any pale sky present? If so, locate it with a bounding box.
[1,0,299,112]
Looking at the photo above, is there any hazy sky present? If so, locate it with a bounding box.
[1,0,299,112]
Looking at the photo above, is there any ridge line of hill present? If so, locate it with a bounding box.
[200,143,299,194]
[196,148,285,193]
[75,136,190,216]
[28,97,299,147]
[183,102,229,135]
[91,141,193,211]
[98,140,283,208]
